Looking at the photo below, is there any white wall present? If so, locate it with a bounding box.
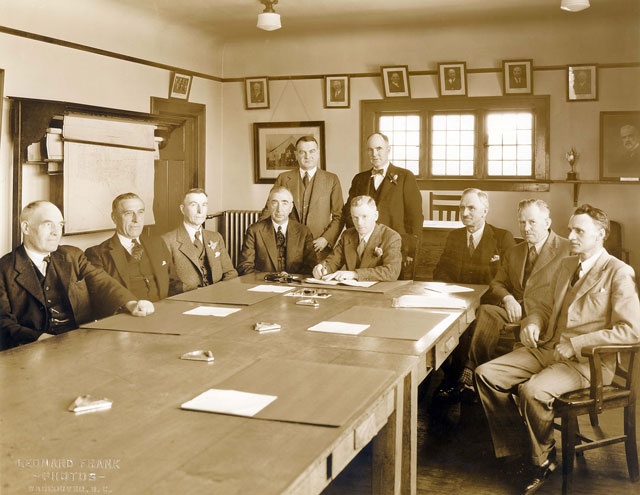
[0,0,224,254]
[220,13,640,274]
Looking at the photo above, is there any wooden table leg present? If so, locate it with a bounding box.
[401,367,418,495]
[372,381,403,495]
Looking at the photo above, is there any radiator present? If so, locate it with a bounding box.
[222,210,261,267]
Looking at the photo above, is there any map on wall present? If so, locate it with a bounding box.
[63,141,155,234]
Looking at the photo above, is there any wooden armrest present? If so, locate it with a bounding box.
[580,343,640,358]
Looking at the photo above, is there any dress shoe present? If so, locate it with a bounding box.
[457,382,478,404]
[435,384,460,403]
[523,448,557,495]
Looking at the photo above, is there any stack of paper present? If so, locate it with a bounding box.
[308,321,370,335]
[423,282,474,293]
[392,294,467,309]
[304,278,377,288]
[181,389,277,417]
[182,306,241,317]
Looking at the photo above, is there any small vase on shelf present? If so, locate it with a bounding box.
[566,148,578,180]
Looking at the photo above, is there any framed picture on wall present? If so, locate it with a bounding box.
[169,72,192,100]
[324,75,350,108]
[253,121,326,184]
[503,59,533,95]
[438,62,467,96]
[381,66,411,98]
[245,77,270,110]
[567,64,597,102]
[600,111,640,180]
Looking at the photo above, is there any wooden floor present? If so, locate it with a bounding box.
[323,373,640,495]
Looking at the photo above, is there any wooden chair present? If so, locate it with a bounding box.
[399,233,419,280]
[604,220,630,264]
[429,192,461,221]
[553,343,640,494]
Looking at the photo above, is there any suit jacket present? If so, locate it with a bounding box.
[162,225,237,292]
[343,164,423,242]
[85,234,180,301]
[522,251,640,374]
[237,218,316,275]
[490,230,571,315]
[259,168,344,246]
[324,224,402,281]
[434,223,516,302]
[445,78,461,90]
[509,75,526,89]
[0,245,136,350]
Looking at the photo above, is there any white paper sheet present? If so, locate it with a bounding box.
[181,389,277,417]
[423,282,474,293]
[307,321,370,335]
[183,306,242,317]
[304,278,377,288]
[391,294,467,309]
[247,285,294,293]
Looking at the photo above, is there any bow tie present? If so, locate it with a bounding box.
[371,168,385,176]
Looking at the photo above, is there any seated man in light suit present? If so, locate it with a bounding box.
[0,201,154,351]
[86,193,181,301]
[476,204,640,495]
[238,186,316,275]
[162,188,237,292]
[259,136,344,261]
[312,195,402,282]
[450,199,571,400]
[434,188,516,304]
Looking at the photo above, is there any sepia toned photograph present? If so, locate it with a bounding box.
[438,62,467,96]
[567,64,598,101]
[381,65,411,98]
[503,59,533,95]
[253,121,325,183]
[324,75,350,108]
[600,111,640,180]
[169,72,192,100]
[244,76,270,109]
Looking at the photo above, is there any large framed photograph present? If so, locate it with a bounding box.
[438,62,467,96]
[169,72,192,100]
[600,111,640,180]
[324,75,350,108]
[567,64,597,102]
[381,66,411,98]
[253,121,326,184]
[245,77,270,110]
[503,59,532,95]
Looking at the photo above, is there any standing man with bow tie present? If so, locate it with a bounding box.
[476,204,640,494]
[162,188,237,292]
[0,201,154,350]
[86,192,181,301]
[343,133,423,276]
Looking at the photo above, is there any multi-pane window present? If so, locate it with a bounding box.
[430,114,475,177]
[379,114,420,175]
[486,112,533,177]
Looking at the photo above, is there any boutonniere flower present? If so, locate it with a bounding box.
[388,174,398,185]
[214,252,221,258]
[374,246,384,257]
[208,241,217,251]
[490,254,501,263]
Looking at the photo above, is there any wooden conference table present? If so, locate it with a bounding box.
[1,275,486,495]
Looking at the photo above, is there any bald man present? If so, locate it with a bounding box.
[0,201,154,351]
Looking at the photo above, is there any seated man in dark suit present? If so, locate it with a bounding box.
[86,193,181,301]
[312,196,402,282]
[434,187,516,302]
[476,204,640,494]
[162,188,237,292]
[450,199,571,400]
[0,201,154,351]
[238,186,316,275]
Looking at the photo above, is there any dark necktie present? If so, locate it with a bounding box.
[522,244,538,286]
[302,172,310,189]
[131,239,144,262]
[275,226,286,272]
[467,236,475,257]
[42,255,51,275]
[194,231,203,252]
[357,237,366,259]
[570,262,582,287]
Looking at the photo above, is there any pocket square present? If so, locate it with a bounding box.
[214,252,221,258]
[490,254,501,263]
[162,260,167,266]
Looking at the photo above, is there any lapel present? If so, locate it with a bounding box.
[308,169,326,213]
[284,171,303,222]
[573,250,610,302]
[177,224,203,270]
[202,230,221,279]
[50,249,73,295]
[107,234,130,286]
[285,222,299,268]
[141,235,168,290]
[474,224,497,261]
[259,220,280,270]
[513,241,528,288]
[14,246,46,306]
[359,224,383,269]
[344,230,359,270]
[530,230,558,279]
[375,164,399,205]
[545,256,579,338]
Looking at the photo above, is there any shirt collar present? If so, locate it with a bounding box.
[372,162,390,176]
[579,247,605,276]
[300,167,317,180]
[117,233,140,253]
[183,222,202,243]
[24,246,49,268]
[466,223,485,246]
[359,230,374,245]
[529,231,550,254]
[272,219,288,235]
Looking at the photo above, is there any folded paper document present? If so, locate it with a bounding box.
[248,285,294,293]
[392,294,467,309]
[423,282,474,293]
[181,389,277,417]
[68,395,112,414]
[308,321,370,335]
[182,306,241,317]
[304,278,377,288]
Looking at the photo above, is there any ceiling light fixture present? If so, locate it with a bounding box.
[257,0,281,31]
[560,0,590,12]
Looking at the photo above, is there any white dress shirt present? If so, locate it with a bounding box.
[117,233,142,255]
[371,162,390,190]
